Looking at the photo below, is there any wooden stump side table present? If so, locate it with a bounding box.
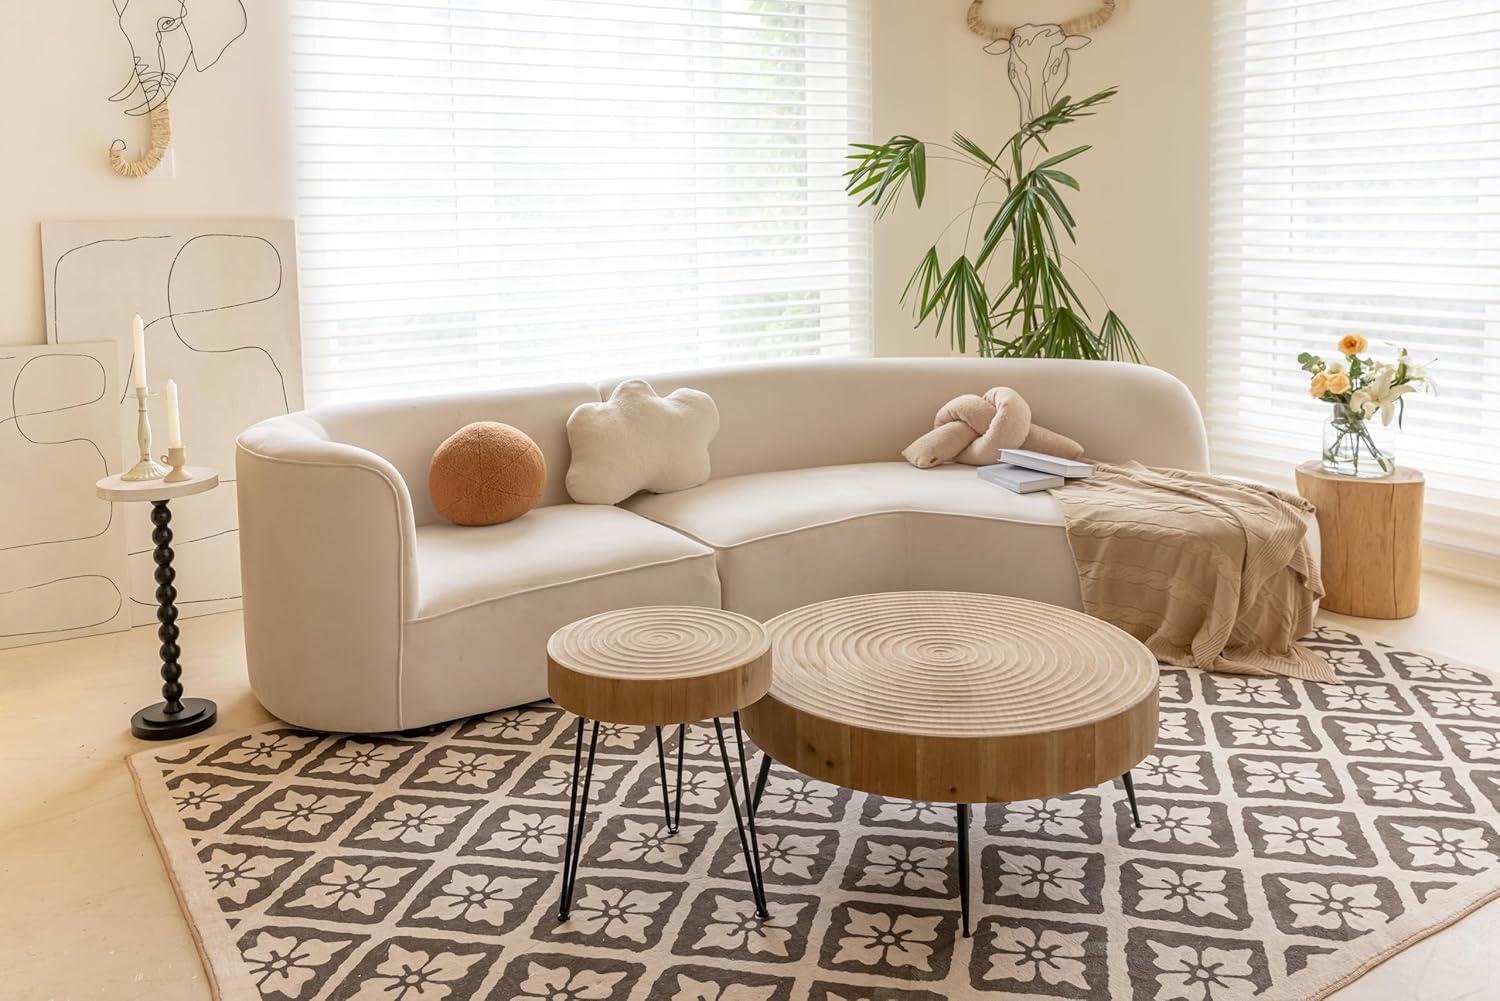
[96,467,220,740]
[1294,461,1424,620]
[547,605,773,922]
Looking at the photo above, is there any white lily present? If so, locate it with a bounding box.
[1359,363,1415,426]
[1394,348,1435,393]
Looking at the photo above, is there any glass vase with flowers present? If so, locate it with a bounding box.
[1297,334,1433,478]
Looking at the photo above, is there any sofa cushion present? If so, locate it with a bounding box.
[429,421,547,525]
[623,462,1086,620]
[402,504,721,724]
[413,503,713,618]
[565,380,719,505]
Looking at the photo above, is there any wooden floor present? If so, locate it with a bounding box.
[2,575,1499,1000]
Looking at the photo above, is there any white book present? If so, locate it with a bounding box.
[978,463,1065,494]
[999,449,1094,478]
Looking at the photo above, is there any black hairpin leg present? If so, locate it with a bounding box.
[655,725,684,834]
[730,712,768,880]
[752,750,773,815]
[557,718,600,921]
[1122,771,1141,828]
[715,716,769,918]
[674,723,685,832]
[956,803,971,938]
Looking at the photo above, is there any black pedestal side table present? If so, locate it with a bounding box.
[96,466,220,741]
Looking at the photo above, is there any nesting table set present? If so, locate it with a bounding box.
[546,591,1159,936]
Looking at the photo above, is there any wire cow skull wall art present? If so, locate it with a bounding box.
[107,0,247,178]
[966,0,1116,123]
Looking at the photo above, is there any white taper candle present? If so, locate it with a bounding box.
[131,314,147,389]
[165,378,183,449]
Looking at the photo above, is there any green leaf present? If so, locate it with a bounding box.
[976,185,1026,266]
[1037,145,1091,169]
[910,142,927,208]
[1099,311,1146,363]
[1033,178,1077,234]
[1039,168,1080,190]
[901,246,943,318]
[952,132,1000,172]
[844,135,928,219]
[929,256,991,354]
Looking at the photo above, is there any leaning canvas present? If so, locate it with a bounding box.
[41,220,304,624]
[0,341,131,648]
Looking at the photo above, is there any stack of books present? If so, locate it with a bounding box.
[978,449,1094,494]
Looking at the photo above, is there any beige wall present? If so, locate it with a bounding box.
[870,0,1212,400]
[0,1,296,345]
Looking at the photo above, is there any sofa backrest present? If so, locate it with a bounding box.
[306,383,600,524]
[257,358,1205,525]
[594,357,1209,480]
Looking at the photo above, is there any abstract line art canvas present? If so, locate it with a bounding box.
[42,220,304,625]
[0,342,131,649]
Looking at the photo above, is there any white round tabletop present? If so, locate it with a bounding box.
[96,467,219,503]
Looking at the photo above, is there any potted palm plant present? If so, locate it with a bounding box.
[846,88,1142,362]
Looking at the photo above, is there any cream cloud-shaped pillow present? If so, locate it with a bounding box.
[565,380,720,505]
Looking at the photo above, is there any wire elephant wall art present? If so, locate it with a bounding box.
[107,0,247,178]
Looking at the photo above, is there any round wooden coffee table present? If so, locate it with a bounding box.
[741,591,1158,936]
[547,605,773,921]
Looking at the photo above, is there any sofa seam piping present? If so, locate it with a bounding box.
[628,506,1066,552]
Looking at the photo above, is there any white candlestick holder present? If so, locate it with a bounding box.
[122,386,170,481]
[163,446,190,483]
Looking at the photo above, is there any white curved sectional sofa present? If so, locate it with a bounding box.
[237,358,1215,733]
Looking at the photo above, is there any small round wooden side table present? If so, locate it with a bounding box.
[96,467,220,740]
[1294,461,1424,619]
[547,606,773,922]
[743,591,1159,937]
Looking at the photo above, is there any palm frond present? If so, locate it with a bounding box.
[844,135,926,218]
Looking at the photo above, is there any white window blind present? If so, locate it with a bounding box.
[291,0,872,404]
[1209,0,1500,569]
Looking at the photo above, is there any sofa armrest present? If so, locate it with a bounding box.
[235,414,420,731]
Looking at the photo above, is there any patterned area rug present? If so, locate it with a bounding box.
[130,625,1500,1001]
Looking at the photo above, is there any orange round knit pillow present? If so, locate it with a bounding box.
[429,422,546,526]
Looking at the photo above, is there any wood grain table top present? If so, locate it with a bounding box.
[744,591,1159,803]
[547,605,771,726]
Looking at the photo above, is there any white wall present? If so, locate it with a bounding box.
[870,0,1212,400]
[0,1,296,345]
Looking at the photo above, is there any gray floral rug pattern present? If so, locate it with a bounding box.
[130,625,1500,1001]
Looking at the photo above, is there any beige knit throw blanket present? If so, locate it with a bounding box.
[1053,462,1334,682]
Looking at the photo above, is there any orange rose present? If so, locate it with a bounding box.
[1325,372,1351,394]
[1338,333,1368,356]
[1309,373,1329,397]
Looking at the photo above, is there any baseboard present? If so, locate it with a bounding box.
[1424,543,1500,589]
